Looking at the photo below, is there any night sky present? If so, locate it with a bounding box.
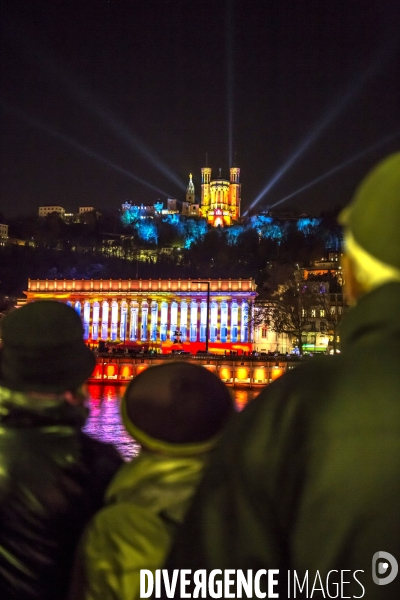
[1,0,399,218]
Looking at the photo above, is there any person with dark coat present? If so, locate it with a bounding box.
[164,153,400,599]
[0,300,123,600]
[70,361,234,600]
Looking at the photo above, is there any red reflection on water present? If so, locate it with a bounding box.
[84,385,260,460]
[234,389,259,411]
[84,384,138,461]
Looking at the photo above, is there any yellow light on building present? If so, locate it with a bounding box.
[271,366,283,380]
[253,367,266,381]
[236,367,249,380]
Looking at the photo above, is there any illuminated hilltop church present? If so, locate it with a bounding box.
[182,160,241,227]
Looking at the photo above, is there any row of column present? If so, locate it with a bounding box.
[70,299,250,344]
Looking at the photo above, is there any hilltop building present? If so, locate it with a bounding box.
[121,161,242,227]
[200,163,241,227]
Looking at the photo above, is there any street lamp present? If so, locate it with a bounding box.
[193,281,210,353]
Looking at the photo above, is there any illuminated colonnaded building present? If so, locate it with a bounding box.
[24,278,256,354]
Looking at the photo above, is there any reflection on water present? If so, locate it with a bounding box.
[84,384,260,461]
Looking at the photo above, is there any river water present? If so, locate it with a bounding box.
[84,384,260,460]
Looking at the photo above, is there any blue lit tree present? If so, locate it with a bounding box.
[154,201,163,214]
[182,219,208,248]
[121,204,140,227]
[134,220,158,245]
[248,215,285,241]
[297,218,321,235]
[225,224,244,245]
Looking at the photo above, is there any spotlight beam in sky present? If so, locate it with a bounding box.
[245,37,399,215]
[269,130,400,209]
[226,0,234,167]
[1,101,171,198]
[4,22,185,191]
[38,55,186,191]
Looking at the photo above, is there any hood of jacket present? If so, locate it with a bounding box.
[340,281,400,351]
[0,384,88,429]
[104,450,207,525]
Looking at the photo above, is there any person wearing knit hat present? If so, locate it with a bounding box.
[71,362,234,600]
[161,153,400,600]
[0,300,123,600]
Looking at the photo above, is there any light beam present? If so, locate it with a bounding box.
[269,130,400,209]
[226,0,234,167]
[3,23,185,191]
[1,100,171,197]
[245,37,399,215]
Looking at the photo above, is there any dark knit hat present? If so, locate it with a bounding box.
[0,301,96,393]
[121,362,234,455]
[339,152,400,269]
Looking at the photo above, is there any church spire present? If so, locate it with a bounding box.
[187,173,195,194]
[186,173,195,204]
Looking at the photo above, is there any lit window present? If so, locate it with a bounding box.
[83,302,90,340]
[241,302,249,343]
[130,305,138,341]
[200,301,207,343]
[190,301,197,342]
[231,301,238,342]
[141,304,148,341]
[220,301,228,343]
[320,309,325,317]
[101,302,109,340]
[111,302,118,341]
[180,301,187,341]
[120,302,128,341]
[170,302,178,340]
[92,302,100,340]
[311,309,316,318]
[150,302,158,342]
[160,302,168,341]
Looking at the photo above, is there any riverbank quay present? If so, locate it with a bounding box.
[89,353,302,388]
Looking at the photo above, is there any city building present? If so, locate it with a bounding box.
[200,162,241,227]
[23,278,256,354]
[0,223,8,245]
[38,205,66,218]
[253,322,292,355]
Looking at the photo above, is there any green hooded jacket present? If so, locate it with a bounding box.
[75,451,207,600]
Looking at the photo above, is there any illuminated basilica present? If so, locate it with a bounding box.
[182,162,241,227]
[24,278,256,354]
[200,163,241,227]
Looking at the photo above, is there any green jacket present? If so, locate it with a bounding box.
[166,282,400,599]
[77,451,207,600]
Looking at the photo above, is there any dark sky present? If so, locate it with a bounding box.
[1,0,399,218]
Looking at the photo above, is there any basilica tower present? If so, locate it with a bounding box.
[201,165,212,217]
[229,166,241,220]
